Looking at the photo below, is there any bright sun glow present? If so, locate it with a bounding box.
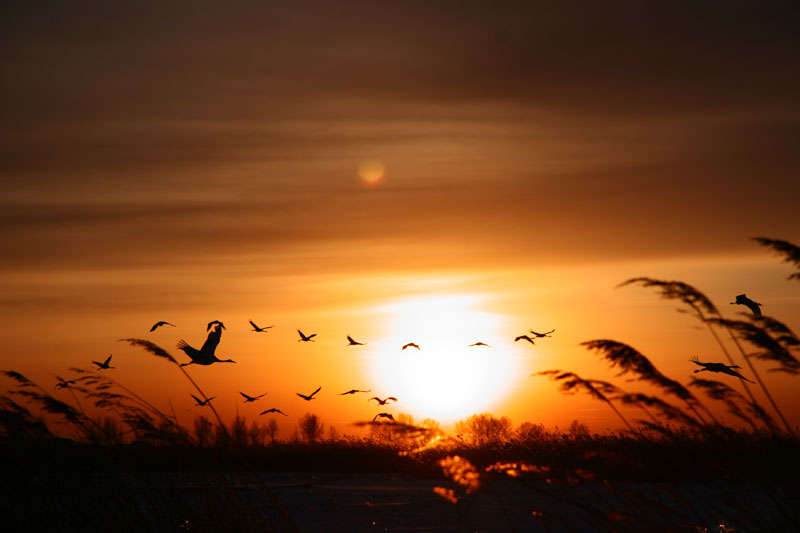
[357,159,385,185]
[368,294,520,423]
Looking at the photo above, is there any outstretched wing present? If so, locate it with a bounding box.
[176,340,200,358]
[310,386,322,398]
[200,326,222,355]
[688,357,703,367]
[191,394,203,404]
[149,323,159,332]
[249,320,259,329]
[104,355,112,366]
[387,397,398,402]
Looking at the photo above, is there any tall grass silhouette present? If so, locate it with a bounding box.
[754,237,800,280]
[1,236,799,530]
[118,338,226,433]
[618,276,790,432]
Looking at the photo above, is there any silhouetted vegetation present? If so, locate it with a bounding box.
[2,237,799,531]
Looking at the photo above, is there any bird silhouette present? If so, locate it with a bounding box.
[297,386,322,401]
[191,394,215,406]
[369,396,398,405]
[373,413,394,422]
[150,321,175,332]
[690,357,755,383]
[176,325,236,366]
[249,320,274,332]
[92,354,115,370]
[468,342,492,347]
[529,329,555,338]
[239,391,267,403]
[402,342,420,350]
[54,376,76,389]
[346,335,366,346]
[207,320,226,331]
[339,389,371,395]
[731,294,762,317]
[297,330,317,342]
[515,335,535,345]
[260,408,288,416]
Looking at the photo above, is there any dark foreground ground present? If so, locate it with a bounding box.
[2,470,799,532]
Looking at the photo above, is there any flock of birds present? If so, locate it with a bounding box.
[80,292,764,420]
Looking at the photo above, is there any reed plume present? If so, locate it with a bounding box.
[753,237,800,281]
[613,393,702,430]
[536,370,634,431]
[617,277,777,430]
[581,340,715,425]
[118,338,226,432]
[689,378,776,432]
[706,319,800,375]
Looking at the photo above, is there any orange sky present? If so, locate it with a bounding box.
[2,1,799,435]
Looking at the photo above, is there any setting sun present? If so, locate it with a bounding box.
[368,294,521,422]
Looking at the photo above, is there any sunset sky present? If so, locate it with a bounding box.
[2,1,799,434]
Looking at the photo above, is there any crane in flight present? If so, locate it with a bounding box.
[731,294,762,317]
[260,408,288,416]
[207,320,226,331]
[297,330,317,342]
[402,342,420,350]
[150,321,175,332]
[373,413,395,422]
[690,357,755,383]
[468,342,492,347]
[240,391,267,403]
[191,394,215,406]
[176,325,236,366]
[249,320,274,332]
[339,389,371,395]
[346,335,366,346]
[369,396,398,406]
[514,335,535,345]
[92,354,115,370]
[529,329,555,338]
[297,386,322,401]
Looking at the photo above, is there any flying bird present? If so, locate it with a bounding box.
[346,335,366,346]
[731,294,762,317]
[239,391,267,403]
[514,335,535,345]
[373,413,395,422]
[690,357,755,383]
[369,396,398,406]
[529,329,555,338]
[468,342,492,347]
[54,376,76,389]
[191,394,215,406]
[249,320,274,332]
[260,408,288,416]
[92,354,115,370]
[297,330,317,342]
[176,325,236,366]
[149,321,175,332]
[339,389,371,395]
[207,320,226,331]
[297,386,322,401]
[401,342,420,350]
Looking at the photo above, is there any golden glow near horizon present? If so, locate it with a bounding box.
[368,294,521,422]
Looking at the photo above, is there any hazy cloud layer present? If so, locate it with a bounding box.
[2,1,799,277]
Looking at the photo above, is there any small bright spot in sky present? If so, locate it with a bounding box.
[358,159,385,185]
